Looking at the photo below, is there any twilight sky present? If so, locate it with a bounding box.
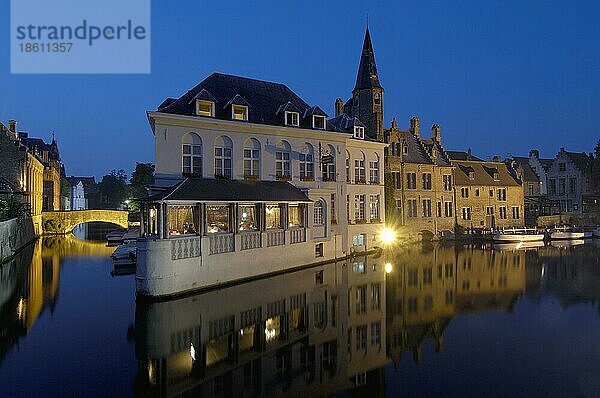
[1,0,599,178]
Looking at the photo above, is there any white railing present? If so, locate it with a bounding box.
[240,231,261,250]
[209,233,234,255]
[265,229,285,247]
[170,236,202,260]
[289,228,306,244]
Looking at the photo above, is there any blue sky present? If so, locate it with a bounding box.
[1,0,599,178]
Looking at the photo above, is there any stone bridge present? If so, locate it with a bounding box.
[41,210,129,235]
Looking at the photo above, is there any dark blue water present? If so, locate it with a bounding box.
[1,236,600,397]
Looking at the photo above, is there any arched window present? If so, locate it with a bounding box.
[243,138,261,179]
[300,143,314,180]
[182,133,202,176]
[314,200,325,226]
[345,150,351,182]
[322,144,336,181]
[354,151,366,183]
[214,136,233,178]
[369,153,380,184]
[275,140,291,180]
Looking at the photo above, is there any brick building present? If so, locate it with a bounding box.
[0,120,44,217]
[449,151,524,229]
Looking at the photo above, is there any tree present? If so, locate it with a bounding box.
[129,163,154,199]
[98,169,128,209]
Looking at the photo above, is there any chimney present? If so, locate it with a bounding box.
[431,124,441,143]
[529,149,539,159]
[8,120,17,139]
[410,116,420,137]
[391,117,398,130]
[467,148,472,160]
[492,155,502,162]
[334,98,344,117]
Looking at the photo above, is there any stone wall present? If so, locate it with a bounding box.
[537,212,600,227]
[0,217,36,263]
[41,209,129,234]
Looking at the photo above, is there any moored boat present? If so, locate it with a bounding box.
[107,228,127,246]
[492,228,545,243]
[493,240,545,251]
[550,226,585,240]
[111,240,137,266]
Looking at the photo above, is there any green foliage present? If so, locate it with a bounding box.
[129,163,154,200]
[98,169,129,209]
[0,196,31,221]
[60,177,71,198]
[593,140,600,193]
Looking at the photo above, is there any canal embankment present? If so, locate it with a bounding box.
[0,216,37,264]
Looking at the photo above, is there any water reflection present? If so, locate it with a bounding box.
[134,242,600,397]
[0,234,115,365]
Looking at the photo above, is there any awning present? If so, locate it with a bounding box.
[144,178,311,203]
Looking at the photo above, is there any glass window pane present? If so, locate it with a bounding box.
[239,205,257,231]
[168,205,198,235]
[207,205,230,233]
[265,205,281,229]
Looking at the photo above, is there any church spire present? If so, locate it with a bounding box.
[354,26,381,91]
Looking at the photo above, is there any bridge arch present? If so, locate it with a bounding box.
[41,210,129,235]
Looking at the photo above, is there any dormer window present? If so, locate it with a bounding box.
[493,172,499,181]
[313,115,326,129]
[353,126,365,139]
[285,111,299,126]
[402,142,408,155]
[468,171,475,179]
[196,100,214,117]
[232,105,248,121]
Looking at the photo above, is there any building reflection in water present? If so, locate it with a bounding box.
[134,242,600,398]
[0,233,114,364]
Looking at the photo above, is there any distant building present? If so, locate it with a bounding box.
[528,149,553,195]
[506,155,542,226]
[66,176,99,210]
[546,147,594,213]
[0,120,44,218]
[449,151,524,229]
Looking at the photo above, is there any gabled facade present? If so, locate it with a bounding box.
[384,117,455,235]
[450,152,524,229]
[506,156,541,225]
[546,147,594,213]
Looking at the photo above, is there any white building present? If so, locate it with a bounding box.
[137,73,387,297]
[70,180,87,210]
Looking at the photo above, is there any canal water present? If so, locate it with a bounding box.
[1,234,600,398]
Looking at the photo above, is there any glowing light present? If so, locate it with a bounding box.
[516,242,524,249]
[16,298,26,320]
[380,227,397,245]
[242,212,248,218]
[385,262,393,274]
[190,343,196,361]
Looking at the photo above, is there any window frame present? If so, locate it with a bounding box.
[231,104,248,121]
[196,100,215,117]
[284,111,299,126]
[312,115,326,129]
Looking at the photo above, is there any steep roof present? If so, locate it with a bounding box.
[508,157,539,183]
[154,73,333,131]
[354,27,382,91]
[564,151,592,172]
[421,138,452,167]
[453,160,521,187]
[144,178,312,202]
[447,151,483,162]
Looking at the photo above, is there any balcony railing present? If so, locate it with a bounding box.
[170,236,202,260]
[240,230,261,250]
[289,228,306,244]
[265,229,285,247]
[209,233,234,255]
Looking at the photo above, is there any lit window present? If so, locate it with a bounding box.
[354,126,364,139]
[206,205,230,233]
[232,105,248,121]
[196,100,214,117]
[265,204,282,229]
[313,115,326,129]
[314,200,324,225]
[238,204,257,231]
[285,111,299,126]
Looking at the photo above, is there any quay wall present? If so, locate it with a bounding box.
[537,212,600,227]
[0,216,37,264]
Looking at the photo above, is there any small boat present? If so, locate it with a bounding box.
[550,226,585,240]
[106,229,127,246]
[111,240,137,266]
[492,227,545,243]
